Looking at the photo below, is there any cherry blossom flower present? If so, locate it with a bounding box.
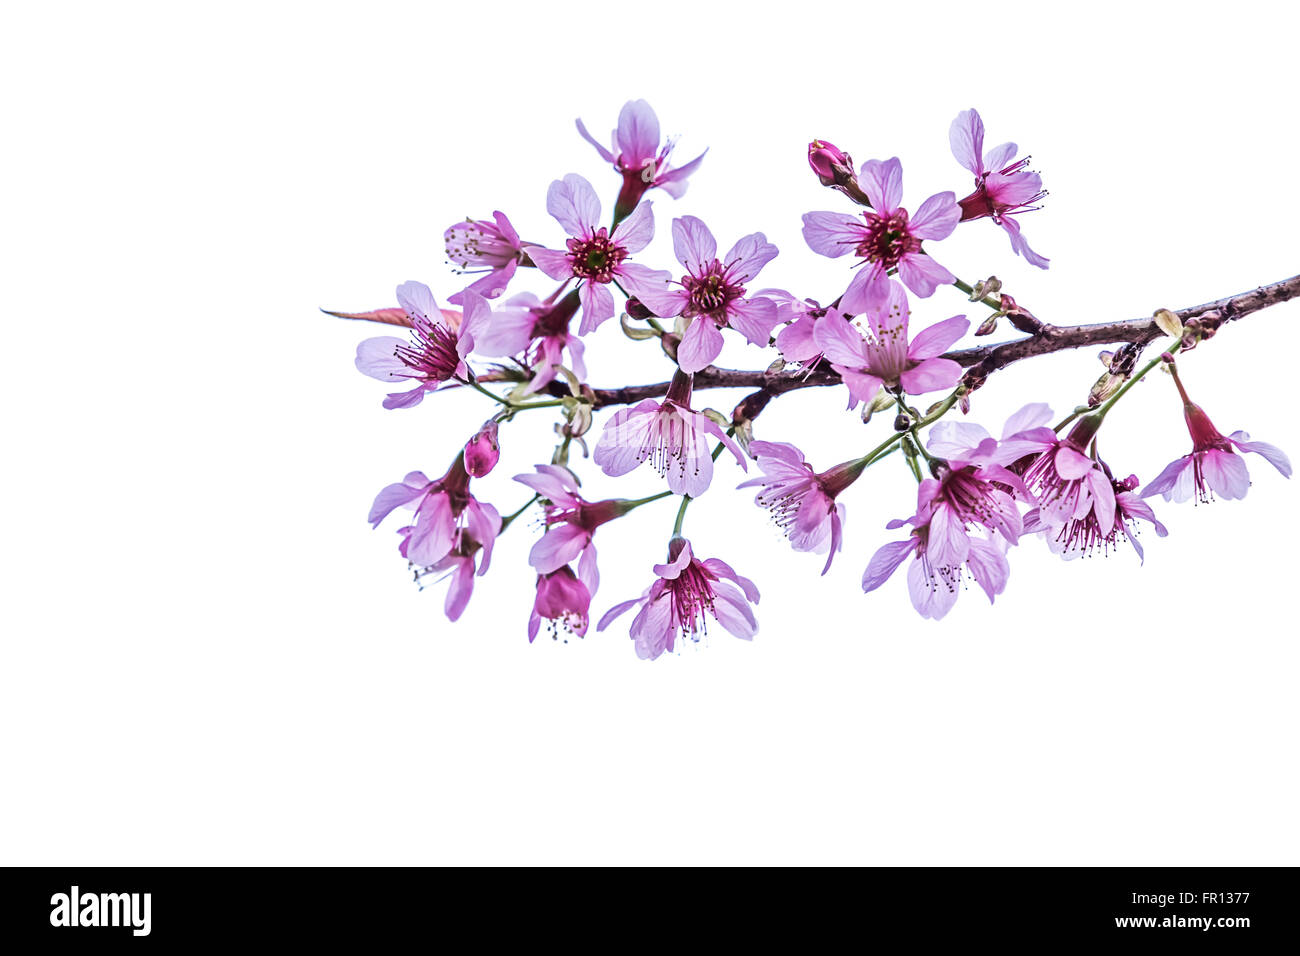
[528,565,595,643]
[404,522,499,622]
[737,441,862,573]
[1026,472,1168,562]
[575,99,707,221]
[1016,417,1117,535]
[1141,369,1291,503]
[863,526,1010,621]
[812,281,968,408]
[527,174,672,335]
[355,282,489,409]
[597,536,760,661]
[513,464,632,595]
[949,108,1049,269]
[593,371,746,497]
[444,212,525,304]
[635,216,781,373]
[369,454,500,569]
[802,157,960,311]
[473,291,585,393]
[463,420,500,478]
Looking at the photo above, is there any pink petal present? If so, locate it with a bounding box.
[722,232,778,284]
[529,523,590,574]
[812,310,867,367]
[546,173,601,236]
[677,316,724,373]
[574,117,615,163]
[726,296,780,346]
[1229,432,1292,477]
[949,109,986,176]
[895,253,955,299]
[395,280,438,324]
[801,211,865,259]
[577,281,615,335]
[909,192,960,240]
[859,157,904,213]
[839,264,889,314]
[528,246,575,281]
[614,99,660,167]
[907,314,969,360]
[612,200,655,254]
[355,336,409,381]
[899,357,962,395]
[672,215,717,273]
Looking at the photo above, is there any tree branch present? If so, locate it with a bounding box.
[557,272,1300,412]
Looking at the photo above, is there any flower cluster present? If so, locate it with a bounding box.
[330,101,1293,658]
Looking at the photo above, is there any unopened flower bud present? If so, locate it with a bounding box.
[1088,371,1125,406]
[999,294,1044,335]
[1098,350,1115,366]
[808,140,851,186]
[861,390,895,424]
[975,314,999,337]
[893,412,912,431]
[463,420,500,477]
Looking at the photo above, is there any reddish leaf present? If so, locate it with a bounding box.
[320,306,412,328]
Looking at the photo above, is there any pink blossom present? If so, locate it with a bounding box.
[575,99,707,221]
[635,216,780,372]
[528,565,595,643]
[737,441,861,573]
[514,464,632,595]
[473,291,585,393]
[802,157,960,311]
[403,522,499,622]
[355,282,489,409]
[1016,417,1117,535]
[592,371,746,497]
[597,536,760,661]
[1026,472,1168,562]
[950,109,1049,269]
[863,527,1010,621]
[463,420,500,478]
[527,174,672,335]
[811,281,968,408]
[369,454,500,569]
[444,211,525,304]
[1141,373,1291,503]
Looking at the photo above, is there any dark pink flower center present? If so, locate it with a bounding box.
[855,209,920,269]
[682,260,744,319]
[395,317,460,383]
[566,228,627,283]
[666,560,719,638]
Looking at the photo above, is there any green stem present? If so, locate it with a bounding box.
[498,494,540,533]
[624,490,674,508]
[672,495,691,536]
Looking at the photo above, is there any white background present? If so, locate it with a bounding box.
[3,1,1298,865]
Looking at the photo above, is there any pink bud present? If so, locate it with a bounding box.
[463,420,500,478]
[808,140,850,186]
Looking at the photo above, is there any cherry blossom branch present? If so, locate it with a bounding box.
[535,272,1300,413]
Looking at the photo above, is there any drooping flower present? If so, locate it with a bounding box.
[463,420,500,478]
[473,290,586,393]
[575,99,707,221]
[802,157,960,311]
[1016,416,1117,535]
[812,281,968,408]
[1141,365,1291,503]
[527,174,672,335]
[355,283,489,409]
[635,216,780,372]
[597,536,760,661]
[592,370,746,497]
[737,441,862,573]
[444,212,526,304]
[369,454,500,569]
[863,525,1010,621]
[403,520,500,622]
[1025,472,1168,562]
[949,108,1049,269]
[528,565,595,643]
[513,464,633,595]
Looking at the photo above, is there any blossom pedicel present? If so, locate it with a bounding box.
[324,100,1297,657]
